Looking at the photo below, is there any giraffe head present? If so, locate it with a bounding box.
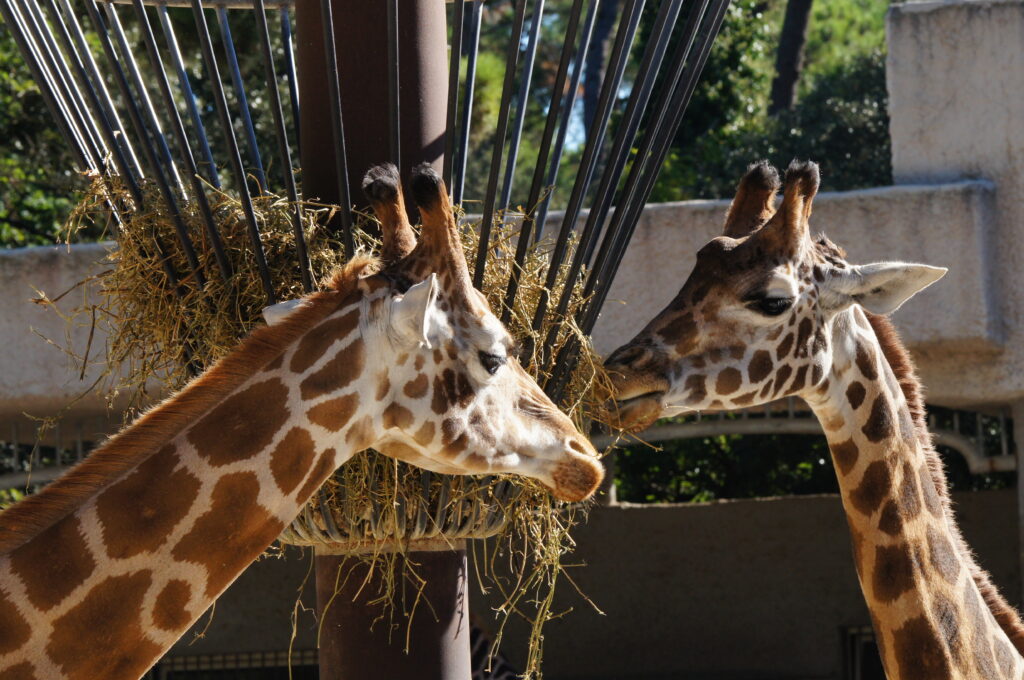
[268,163,602,501]
[604,160,946,432]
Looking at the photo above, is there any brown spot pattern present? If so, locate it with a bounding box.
[831,438,859,475]
[404,374,429,399]
[861,395,895,443]
[414,421,436,446]
[10,514,96,611]
[872,542,916,603]
[375,375,390,401]
[919,465,943,517]
[927,525,960,584]
[795,318,813,357]
[47,570,161,680]
[850,460,892,516]
[931,592,965,667]
[153,579,193,631]
[773,365,794,396]
[685,374,707,402]
[295,449,336,502]
[188,378,290,466]
[289,309,359,374]
[383,403,415,430]
[0,662,38,680]
[897,461,921,521]
[892,615,951,680]
[748,350,773,383]
[306,393,360,432]
[345,416,376,450]
[878,500,902,535]
[716,368,742,395]
[96,444,201,560]
[856,342,878,380]
[299,339,365,400]
[846,382,866,410]
[0,589,30,655]
[776,333,794,359]
[269,427,316,495]
[172,473,286,598]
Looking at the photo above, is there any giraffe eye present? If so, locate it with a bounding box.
[753,297,794,316]
[478,351,506,375]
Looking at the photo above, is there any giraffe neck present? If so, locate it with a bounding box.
[807,308,1023,680]
[0,272,384,680]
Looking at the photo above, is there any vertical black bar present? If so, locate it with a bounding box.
[532,0,600,244]
[442,0,465,189]
[452,0,481,206]
[530,0,645,336]
[189,0,276,302]
[82,0,207,289]
[131,0,232,284]
[498,0,545,210]
[501,0,590,323]
[55,0,144,178]
[216,6,268,192]
[317,0,355,256]
[280,7,301,160]
[22,0,106,168]
[157,5,221,187]
[386,0,400,169]
[102,3,184,192]
[0,0,92,173]
[576,0,684,265]
[253,0,312,292]
[473,0,529,288]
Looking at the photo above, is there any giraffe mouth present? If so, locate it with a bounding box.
[609,391,666,433]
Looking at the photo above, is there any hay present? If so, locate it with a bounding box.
[63,175,612,678]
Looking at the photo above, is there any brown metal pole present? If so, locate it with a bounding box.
[294,1,470,678]
[295,0,448,213]
[315,547,472,679]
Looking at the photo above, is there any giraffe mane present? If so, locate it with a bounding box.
[0,255,379,555]
[866,312,1024,654]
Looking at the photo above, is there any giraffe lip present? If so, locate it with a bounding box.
[613,390,665,408]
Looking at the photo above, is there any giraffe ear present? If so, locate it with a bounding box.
[262,299,311,326]
[390,273,441,347]
[822,262,947,315]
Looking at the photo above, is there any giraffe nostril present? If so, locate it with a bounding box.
[568,438,589,456]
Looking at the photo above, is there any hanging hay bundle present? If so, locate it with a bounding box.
[63,175,612,675]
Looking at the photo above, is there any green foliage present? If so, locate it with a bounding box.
[0,24,80,248]
[652,0,891,201]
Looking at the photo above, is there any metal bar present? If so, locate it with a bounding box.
[131,0,233,283]
[549,0,729,399]
[157,5,221,187]
[452,0,481,205]
[216,6,268,191]
[55,0,144,177]
[280,7,301,160]
[542,0,683,344]
[0,0,92,172]
[100,0,294,6]
[23,0,107,168]
[102,3,184,191]
[442,0,465,189]
[498,0,545,210]
[317,0,355,256]
[576,0,683,265]
[501,0,589,323]
[253,0,311,291]
[386,0,400,169]
[530,0,645,337]
[580,0,728,336]
[473,0,529,288]
[83,0,208,290]
[190,0,276,302]
[532,0,600,244]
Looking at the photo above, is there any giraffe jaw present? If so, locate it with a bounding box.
[610,391,666,434]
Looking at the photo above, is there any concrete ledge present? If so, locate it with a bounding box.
[0,181,1007,422]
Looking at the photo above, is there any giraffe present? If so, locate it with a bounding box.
[603,159,1024,679]
[0,163,603,680]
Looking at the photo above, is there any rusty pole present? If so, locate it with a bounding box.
[294,1,471,677]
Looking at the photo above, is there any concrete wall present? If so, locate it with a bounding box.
[185,490,1018,680]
